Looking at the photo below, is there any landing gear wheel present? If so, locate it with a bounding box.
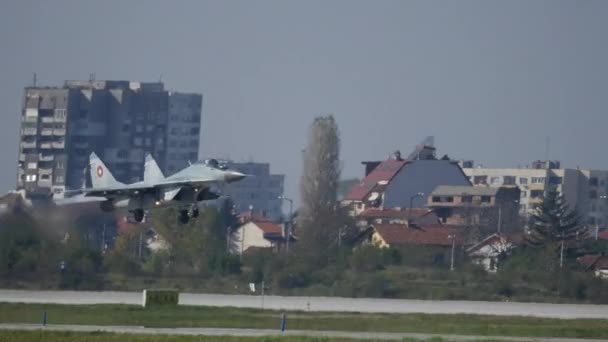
[133,209,145,223]
[191,206,199,218]
[179,209,190,224]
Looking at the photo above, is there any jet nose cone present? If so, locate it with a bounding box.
[224,171,246,183]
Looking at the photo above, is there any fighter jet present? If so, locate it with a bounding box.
[59,152,246,224]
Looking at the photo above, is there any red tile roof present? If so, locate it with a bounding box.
[344,159,408,201]
[578,255,608,270]
[373,224,461,247]
[598,230,608,241]
[254,221,283,235]
[358,208,431,219]
[238,210,272,224]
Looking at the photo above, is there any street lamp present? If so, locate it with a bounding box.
[408,192,424,225]
[448,233,456,271]
[278,195,294,254]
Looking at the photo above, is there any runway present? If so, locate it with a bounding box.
[1,289,608,319]
[1,323,606,342]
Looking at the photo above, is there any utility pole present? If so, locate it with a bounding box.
[560,240,564,269]
[408,192,424,225]
[497,206,502,234]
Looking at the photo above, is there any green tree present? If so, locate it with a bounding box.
[527,188,583,269]
[297,115,345,266]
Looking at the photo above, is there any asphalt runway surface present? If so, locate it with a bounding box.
[1,323,607,342]
[1,289,608,319]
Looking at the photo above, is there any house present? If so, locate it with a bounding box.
[357,223,463,266]
[342,147,471,217]
[427,185,520,229]
[355,208,440,227]
[466,233,514,272]
[577,255,608,279]
[230,212,292,254]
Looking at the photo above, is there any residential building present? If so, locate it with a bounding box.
[427,185,520,230]
[230,212,290,254]
[342,147,471,217]
[16,80,202,199]
[363,223,462,249]
[577,255,608,279]
[466,233,514,272]
[463,161,608,227]
[221,161,285,221]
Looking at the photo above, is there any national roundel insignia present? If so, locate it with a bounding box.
[96,165,104,178]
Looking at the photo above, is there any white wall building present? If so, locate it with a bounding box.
[463,161,608,227]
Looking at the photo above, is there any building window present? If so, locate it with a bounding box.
[122,124,130,132]
[189,152,198,161]
[549,177,562,185]
[445,196,454,203]
[134,137,142,146]
[432,196,441,203]
[473,176,487,185]
[531,177,545,184]
[145,138,152,146]
[503,176,516,185]
[462,195,473,203]
[530,190,544,198]
[521,191,527,198]
[27,162,37,169]
[56,176,64,183]
[41,174,50,180]
[590,177,599,186]
[190,127,200,135]
[56,161,64,169]
[135,125,144,133]
[481,196,491,203]
[490,177,501,185]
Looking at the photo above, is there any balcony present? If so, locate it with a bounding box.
[38,168,53,175]
[53,128,66,136]
[23,116,38,123]
[52,141,65,149]
[39,153,54,162]
[19,153,25,161]
[40,142,52,149]
[41,117,55,123]
[21,141,37,149]
[21,127,37,136]
[40,128,53,136]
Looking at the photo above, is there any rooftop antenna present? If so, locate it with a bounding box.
[159,74,163,82]
[89,73,96,82]
[32,73,37,87]
[545,137,550,161]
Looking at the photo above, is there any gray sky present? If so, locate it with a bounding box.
[1,0,607,206]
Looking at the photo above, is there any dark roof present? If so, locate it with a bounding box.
[578,255,608,270]
[431,185,498,197]
[373,224,461,247]
[344,159,407,201]
[358,208,433,220]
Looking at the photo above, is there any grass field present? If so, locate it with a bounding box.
[0,330,439,342]
[0,303,607,339]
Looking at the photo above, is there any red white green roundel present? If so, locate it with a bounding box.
[96,165,104,178]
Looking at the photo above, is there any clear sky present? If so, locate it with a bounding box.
[1,0,607,206]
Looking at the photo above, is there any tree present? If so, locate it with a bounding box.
[527,188,583,269]
[297,115,344,265]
